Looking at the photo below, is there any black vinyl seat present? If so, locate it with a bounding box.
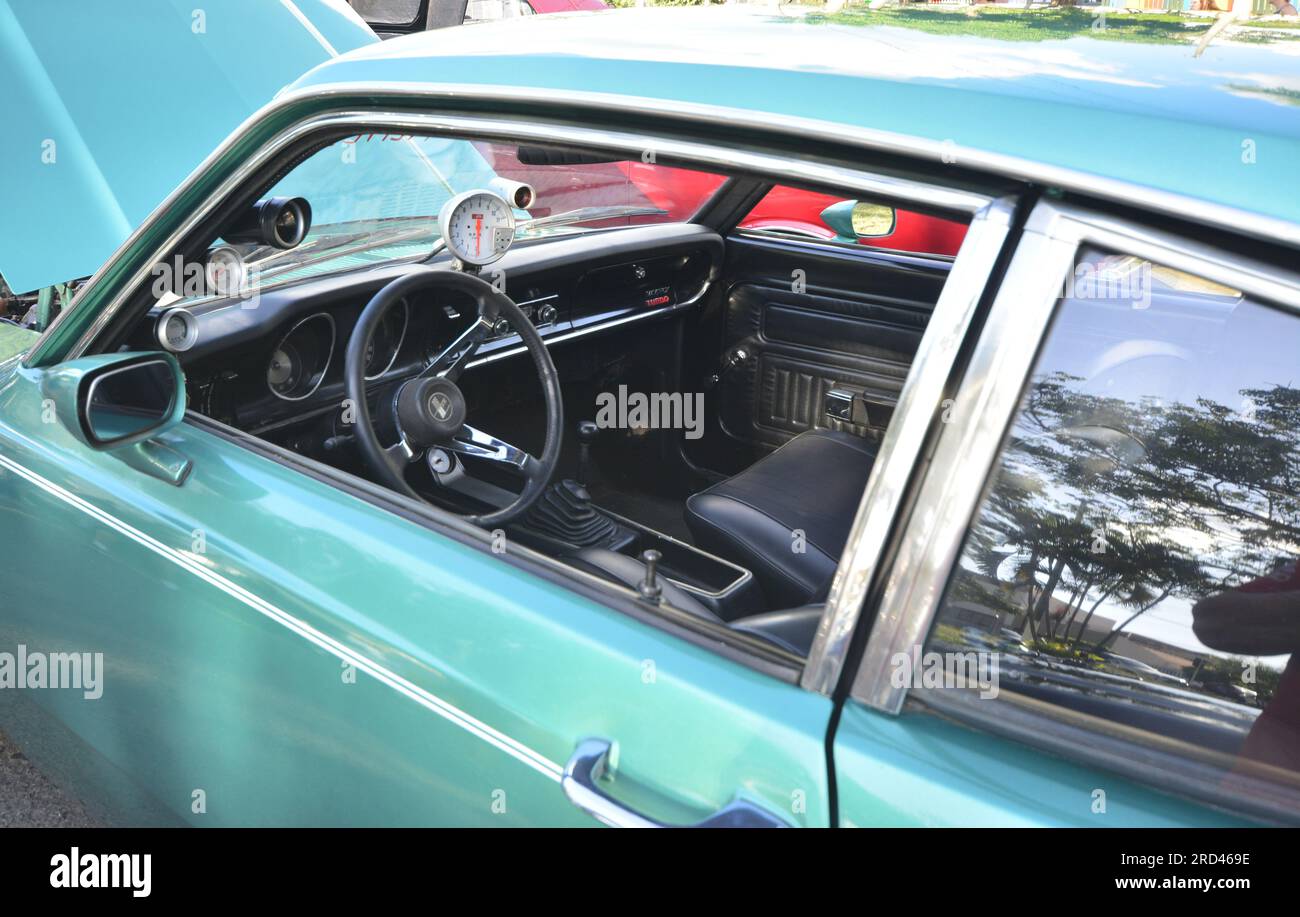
[685,429,878,607]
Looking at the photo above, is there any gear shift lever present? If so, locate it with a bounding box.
[516,419,631,550]
[576,420,599,488]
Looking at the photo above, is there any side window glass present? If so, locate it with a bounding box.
[934,247,1300,797]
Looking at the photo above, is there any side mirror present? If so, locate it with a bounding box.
[820,200,896,242]
[41,352,186,451]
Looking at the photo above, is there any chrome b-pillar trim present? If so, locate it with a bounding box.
[846,202,1077,713]
[801,197,1018,697]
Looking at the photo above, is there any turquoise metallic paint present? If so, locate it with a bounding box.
[0,359,832,825]
[291,9,1300,228]
[834,702,1250,827]
[8,8,1292,826]
[0,0,377,295]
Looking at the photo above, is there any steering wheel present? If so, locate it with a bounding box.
[345,266,563,527]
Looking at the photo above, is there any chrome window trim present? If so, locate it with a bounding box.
[801,197,1017,694]
[849,199,1300,715]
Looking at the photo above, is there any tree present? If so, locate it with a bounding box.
[958,371,1299,659]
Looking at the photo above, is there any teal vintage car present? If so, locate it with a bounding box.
[2,5,1299,827]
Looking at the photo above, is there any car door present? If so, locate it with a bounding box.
[0,349,833,826]
[828,201,1300,827]
[697,210,957,475]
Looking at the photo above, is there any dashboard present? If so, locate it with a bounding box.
[134,224,722,436]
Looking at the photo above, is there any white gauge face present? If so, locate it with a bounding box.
[439,190,515,267]
[156,307,198,352]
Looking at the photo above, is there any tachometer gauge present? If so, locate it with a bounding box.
[438,190,515,267]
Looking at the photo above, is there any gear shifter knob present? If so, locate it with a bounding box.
[576,420,599,486]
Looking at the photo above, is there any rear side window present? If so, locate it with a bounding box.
[934,247,1300,803]
[739,185,967,257]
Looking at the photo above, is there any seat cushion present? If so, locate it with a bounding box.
[732,605,825,656]
[685,429,877,607]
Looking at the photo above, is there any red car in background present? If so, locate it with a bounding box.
[352,0,966,255]
[480,145,966,256]
[622,161,966,255]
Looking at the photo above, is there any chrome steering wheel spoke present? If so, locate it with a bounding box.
[384,436,423,468]
[423,312,495,383]
[444,424,537,477]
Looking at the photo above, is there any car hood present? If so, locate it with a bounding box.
[0,0,377,296]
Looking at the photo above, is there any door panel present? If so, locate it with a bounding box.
[718,234,951,452]
[0,364,832,826]
[834,702,1246,827]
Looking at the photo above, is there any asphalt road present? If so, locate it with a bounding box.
[0,726,100,827]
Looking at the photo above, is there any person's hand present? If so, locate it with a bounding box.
[1193,562,1300,655]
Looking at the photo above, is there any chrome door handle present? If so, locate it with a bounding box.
[561,738,792,828]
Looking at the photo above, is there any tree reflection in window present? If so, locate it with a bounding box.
[935,248,1300,786]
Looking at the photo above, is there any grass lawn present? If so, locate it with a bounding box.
[608,2,1300,46]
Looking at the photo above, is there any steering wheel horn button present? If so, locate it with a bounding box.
[397,376,467,443]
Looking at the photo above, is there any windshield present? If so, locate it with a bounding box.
[181,134,725,304]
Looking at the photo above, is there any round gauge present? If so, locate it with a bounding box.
[364,298,410,380]
[267,313,335,401]
[438,190,515,267]
[205,246,246,297]
[267,347,301,392]
[155,307,199,352]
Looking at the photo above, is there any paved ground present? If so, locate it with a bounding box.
[0,726,100,827]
